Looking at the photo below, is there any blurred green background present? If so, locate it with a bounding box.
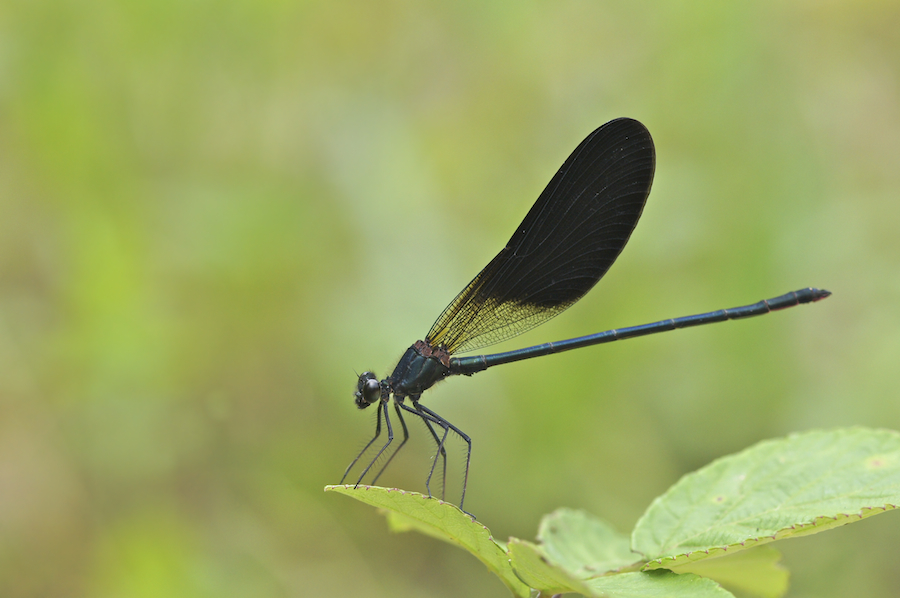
[2,1,899,596]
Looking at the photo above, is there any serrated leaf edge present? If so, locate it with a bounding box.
[642,503,898,569]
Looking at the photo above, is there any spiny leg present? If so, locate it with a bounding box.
[410,397,449,499]
[417,403,472,514]
[371,401,410,485]
[422,417,449,500]
[413,401,450,500]
[353,401,394,486]
[340,398,385,484]
[397,401,472,514]
[397,402,448,500]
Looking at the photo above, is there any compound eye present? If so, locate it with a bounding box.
[354,372,381,409]
[362,378,381,403]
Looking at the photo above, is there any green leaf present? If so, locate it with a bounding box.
[670,546,788,598]
[536,508,641,577]
[585,570,735,598]
[508,537,734,598]
[507,538,595,596]
[325,485,530,597]
[633,428,900,569]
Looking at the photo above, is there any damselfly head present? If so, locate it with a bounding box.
[354,372,381,409]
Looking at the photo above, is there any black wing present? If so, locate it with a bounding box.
[426,117,655,354]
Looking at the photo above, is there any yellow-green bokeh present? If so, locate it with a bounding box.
[2,1,899,596]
